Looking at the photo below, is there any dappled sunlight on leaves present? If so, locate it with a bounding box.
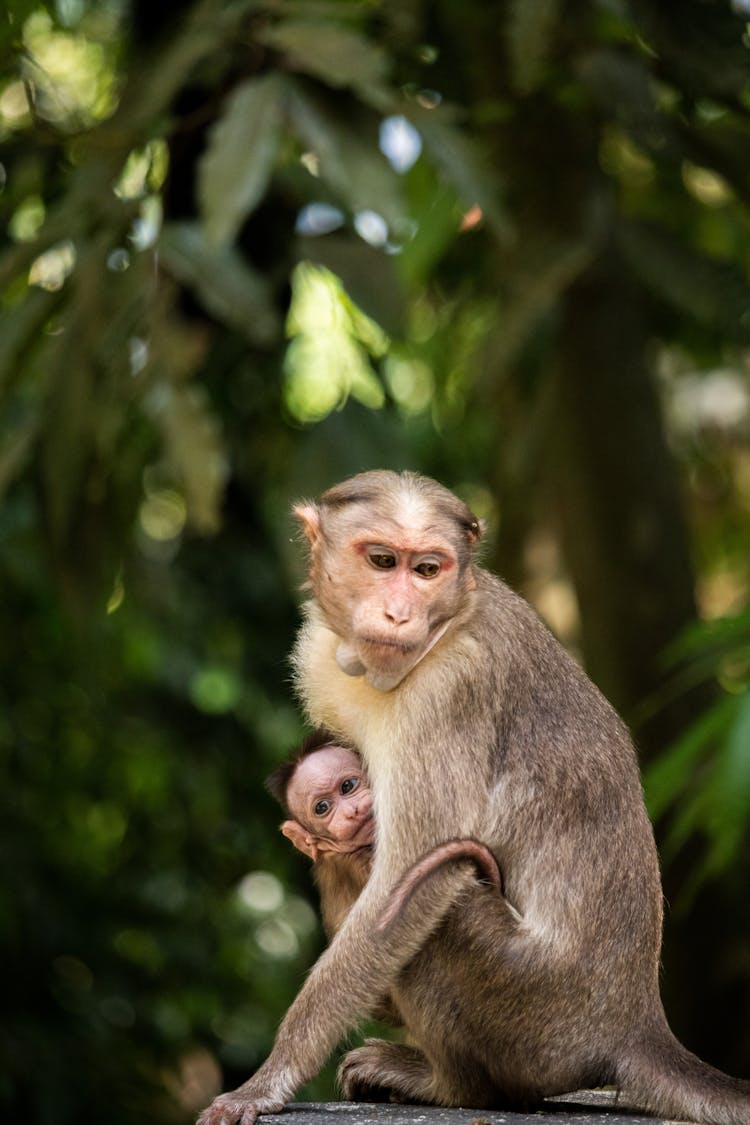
[383,353,434,415]
[115,140,169,201]
[28,239,76,290]
[20,9,119,128]
[283,263,387,422]
[644,611,750,906]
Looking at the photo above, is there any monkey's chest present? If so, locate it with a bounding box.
[296,622,398,736]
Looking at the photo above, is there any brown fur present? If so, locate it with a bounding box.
[268,741,502,937]
[198,470,750,1125]
[376,839,502,933]
[312,838,502,940]
[310,846,403,1029]
[312,846,373,941]
[269,745,501,1028]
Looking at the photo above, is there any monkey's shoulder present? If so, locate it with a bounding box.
[472,568,593,678]
[465,569,575,679]
[472,567,558,636]
[470,568,633,745]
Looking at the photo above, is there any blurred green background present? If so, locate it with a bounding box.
[2,0,750,1121]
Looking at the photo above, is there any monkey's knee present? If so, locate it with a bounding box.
[338,1041,434,1104]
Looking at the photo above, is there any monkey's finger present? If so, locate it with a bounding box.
[196,1098,252,1125]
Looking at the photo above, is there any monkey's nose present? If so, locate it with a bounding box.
[384,604,410,625]
[351,794,372,818]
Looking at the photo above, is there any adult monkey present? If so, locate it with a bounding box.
[199,470,750,1125]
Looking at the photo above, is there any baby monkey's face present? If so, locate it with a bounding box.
[287,745,374,853]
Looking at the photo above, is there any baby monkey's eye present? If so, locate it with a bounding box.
[340,777,359,796]
[314,799,331,817]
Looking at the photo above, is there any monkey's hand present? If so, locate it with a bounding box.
[196,1079,286,1125]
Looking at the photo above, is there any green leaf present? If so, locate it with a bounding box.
[287,83,405,231]
[198,73,284,248]
[398,156,463,287]
[259,20,388,96]
[643,693,738,822]
[717,689,750,816]
[418,117,513,245]
[659,611,750,692]
[644,686,750,908]
[398,184,460,288]
[295,234,406,337]
[664,611,750,666]
[159,221,281,345]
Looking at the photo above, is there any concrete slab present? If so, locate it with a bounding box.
[261,1094,675,1125]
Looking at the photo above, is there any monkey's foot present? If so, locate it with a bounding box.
[196,1087,285,1125]
[338,1040,435,1104]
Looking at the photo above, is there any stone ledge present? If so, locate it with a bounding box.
[261,1094,670,1125]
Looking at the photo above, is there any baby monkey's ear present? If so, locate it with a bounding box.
[281,819,320,861]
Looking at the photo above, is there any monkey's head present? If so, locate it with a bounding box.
[267,733,374,861]
[293,470,482,691]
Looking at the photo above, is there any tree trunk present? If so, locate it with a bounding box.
[553,248,749,1073]
[554,247,702,754]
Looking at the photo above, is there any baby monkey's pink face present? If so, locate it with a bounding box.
[286,745,374,854]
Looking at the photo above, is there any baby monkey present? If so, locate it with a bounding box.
[267,731,375,939]
[267,731,502,940]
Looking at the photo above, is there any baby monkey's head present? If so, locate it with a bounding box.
[267,733,374,861]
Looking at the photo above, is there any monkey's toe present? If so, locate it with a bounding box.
[338,1041,436,1105]
[338,1045,393,1101]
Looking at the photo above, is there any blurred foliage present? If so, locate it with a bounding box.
[645,609,750,904]
[2,0,750,1121]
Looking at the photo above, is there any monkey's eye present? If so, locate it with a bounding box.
[367,548,397,570]
[340,777,359,796]
[414,556,441,578]
[313,799,331,817]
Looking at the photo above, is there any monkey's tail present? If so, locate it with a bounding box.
[376,838,501,934]
[618,1020,750,1125]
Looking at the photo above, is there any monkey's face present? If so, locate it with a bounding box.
[318,525,471,690]
[294,474,480,691]
[286,746,374,854]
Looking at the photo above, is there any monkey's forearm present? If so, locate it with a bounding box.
[197,862,477,1125]
[281,857,475,1033]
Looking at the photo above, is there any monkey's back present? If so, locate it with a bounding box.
[473,569,663,973]
[381,569,666,1101]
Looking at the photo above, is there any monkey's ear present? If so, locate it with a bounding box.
[466,517,485,545]
[292,503,321,546]
[281,819,319,860]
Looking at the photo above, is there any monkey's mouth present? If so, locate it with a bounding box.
[339,621,450,691]
[359,635,421,655]
[352,814,374,841]
[340,815,375,850]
